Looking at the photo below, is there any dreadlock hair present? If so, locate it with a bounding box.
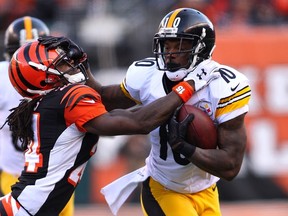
[0,97,42,151]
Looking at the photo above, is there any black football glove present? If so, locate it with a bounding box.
[38,36,89,69]
[167,106,196,158]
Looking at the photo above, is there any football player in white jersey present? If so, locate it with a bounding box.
[0,36,201,215]
[87,8,251,216]
[0,17,75,216]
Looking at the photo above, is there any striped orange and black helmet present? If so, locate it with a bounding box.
[9,41,62,99]
[4,16,50,61]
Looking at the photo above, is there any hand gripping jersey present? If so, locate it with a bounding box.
[0,61,23,175]
[121,57,251,193]
[10,84,107,215]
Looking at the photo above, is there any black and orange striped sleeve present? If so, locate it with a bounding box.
[62,85,107,132]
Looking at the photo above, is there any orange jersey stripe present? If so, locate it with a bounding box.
[61,85,107,132]
[2,195,13,215]
[61,85,87,104]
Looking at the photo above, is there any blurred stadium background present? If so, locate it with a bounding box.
[1,0,288,215]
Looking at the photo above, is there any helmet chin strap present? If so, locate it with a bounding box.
[165,68,189,81]
[64,73,86,84]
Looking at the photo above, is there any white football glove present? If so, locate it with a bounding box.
[184,59,221,92]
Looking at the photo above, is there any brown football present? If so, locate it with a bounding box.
[177,104,217,149]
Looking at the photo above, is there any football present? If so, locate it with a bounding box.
[177,104,217,149]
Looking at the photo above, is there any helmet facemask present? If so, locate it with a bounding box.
[153,28,207,72]
[153,8,216,81]
[47,49,88,85]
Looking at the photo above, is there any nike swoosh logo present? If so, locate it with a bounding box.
[83,99,95,104]
[230,83,240,91]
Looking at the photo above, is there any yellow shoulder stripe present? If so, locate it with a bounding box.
[120,81,141,104]
[216,86,251,117]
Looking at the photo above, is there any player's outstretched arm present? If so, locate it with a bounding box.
[85,68,136,110]
[84,81,195,135]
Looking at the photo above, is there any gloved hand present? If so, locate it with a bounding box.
[38,36,88,68]
[184,59,220,92]
[167,106,196,158]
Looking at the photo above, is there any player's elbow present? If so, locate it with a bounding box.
[221,164,241,181]
[222,173,237,181]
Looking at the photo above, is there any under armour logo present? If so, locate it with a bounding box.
[196,69,207,80]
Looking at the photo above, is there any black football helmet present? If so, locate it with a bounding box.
[4,16,50,61]
[153,8,216,79]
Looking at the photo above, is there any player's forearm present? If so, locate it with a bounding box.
[101,85,136,110]
[133,91,183,133]
[85,69,135,110]
[98,93,183,135]
[85,68,103,93]
[134,80,195,132]
[187,118,247,181]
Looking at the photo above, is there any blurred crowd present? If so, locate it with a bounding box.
[175,0,288,26]
[1,0,288,69]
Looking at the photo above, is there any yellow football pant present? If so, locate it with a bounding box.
[0,170,75,216]
[141,177,221,216]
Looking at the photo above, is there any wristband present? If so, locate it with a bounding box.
[172,81,194,102]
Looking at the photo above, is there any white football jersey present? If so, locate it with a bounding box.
[122,57,251,193]
[0,61,24,175]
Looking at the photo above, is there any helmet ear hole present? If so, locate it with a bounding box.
[40,80,47,87]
